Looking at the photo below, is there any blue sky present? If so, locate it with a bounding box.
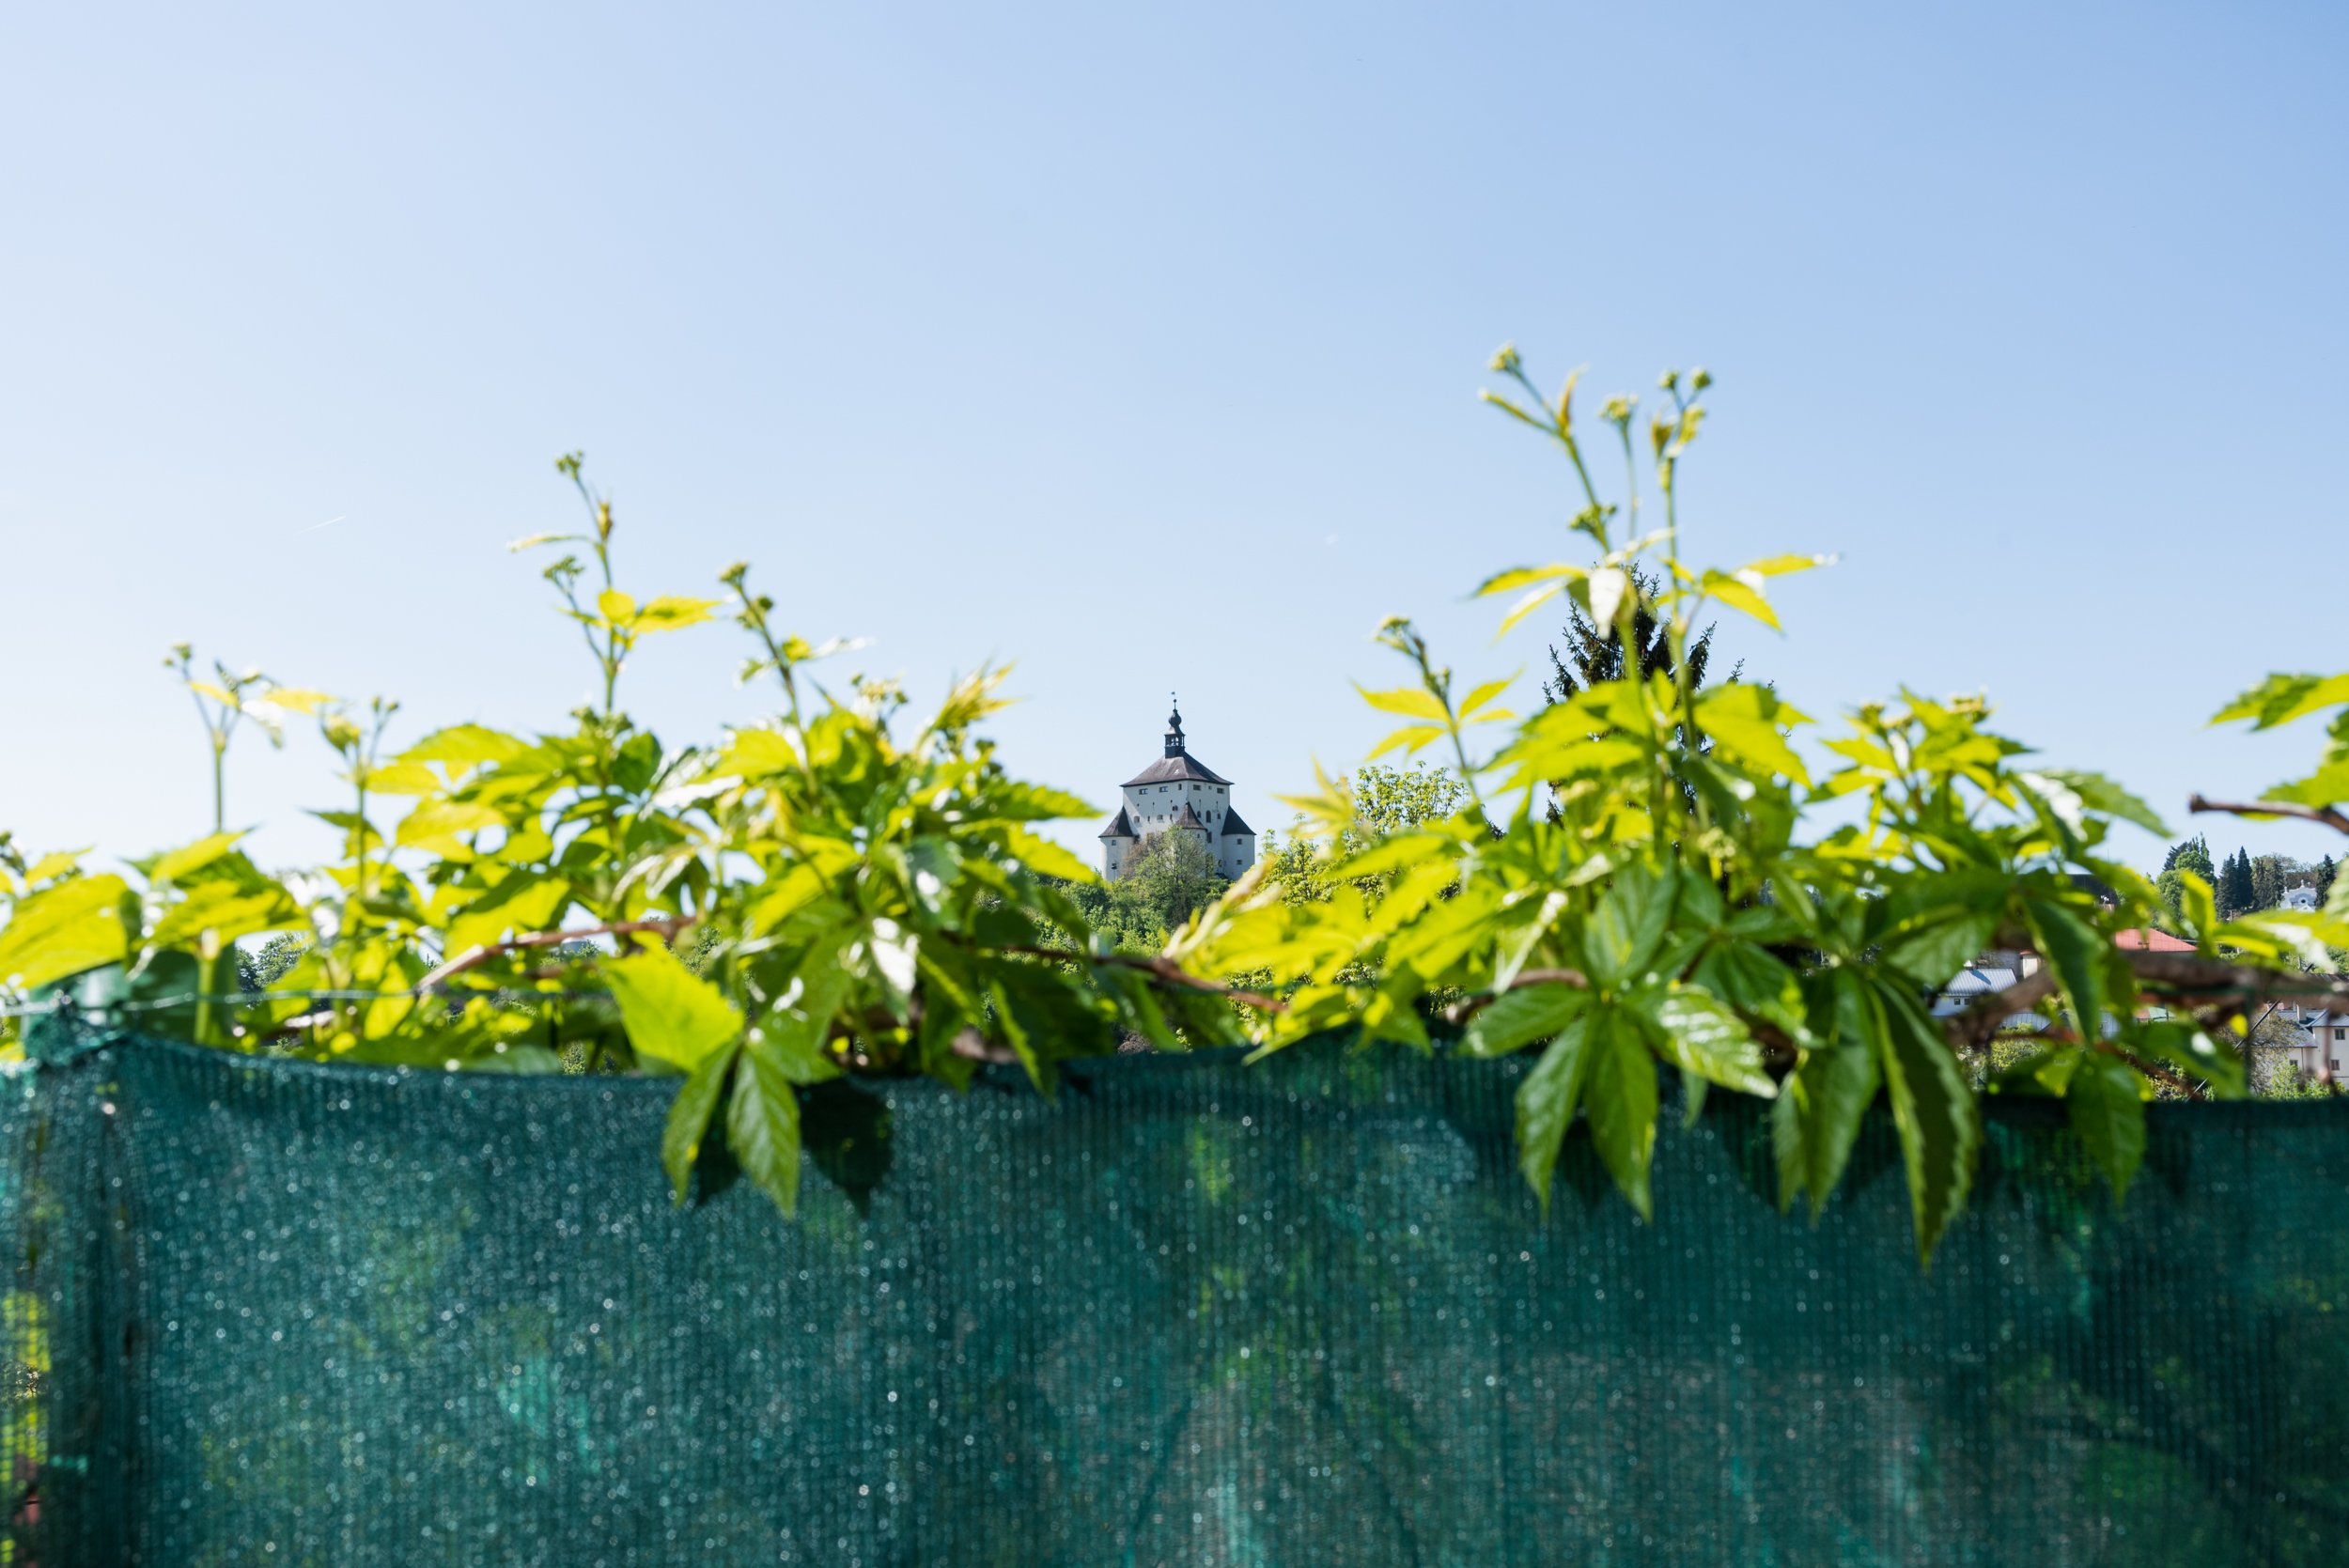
[3,1,2343,873]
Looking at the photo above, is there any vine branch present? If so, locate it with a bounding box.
[415,915,698,993]
[2187,793,2349,836]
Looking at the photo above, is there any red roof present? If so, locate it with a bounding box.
[2113,926,2196,953]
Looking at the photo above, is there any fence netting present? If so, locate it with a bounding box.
[0,1023,2344,1564]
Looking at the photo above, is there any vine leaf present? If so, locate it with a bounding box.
[1871,979,1981,1264]
[2066,1049,2146,1201]
[1515,1017,1593,1210]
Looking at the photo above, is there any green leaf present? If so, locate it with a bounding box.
[661,1044,737,1204]
[398,723,530,768]
[1356,684,1447,721]
[997,827,1093,883]
[1462,983,1585,1059]
[1879,911,1998,989]
[1638,987,1775,1095]
[1458,675,1516,717]
[443,876,571,957]
[1580,862,1675,986]
[1514,1016,1593,1210]
[1582,1011,1659,1219]
[0,875,130,991]
[598,588,638,624]
[2132,1019,2242,1095]
[148,879,298,952]
[1771,1040,1882,1220]
[148,831,246,885]
[1699,570,1778,630]
[2023,897,2105,1045]
[2065,1049,2146,1201]
[603,946,743,1071]
[2212,672,2349,730]
[708,727,801,779]
[352,762,443,798]
[1366,723,1448,760]
[1735,552,1835,578]
[635,595,721,632]
[1695,685,1811,785]
[2033,769,2169,837]
[1689,941,1807,1040]
[727,1035,803,1216]
[395,800,506,852]
[1871,979,1982,1264]
[20,849,88,886]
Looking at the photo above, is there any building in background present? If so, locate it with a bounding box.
[1098,704,1256,881]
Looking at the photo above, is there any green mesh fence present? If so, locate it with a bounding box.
[0,1023,2345,1564]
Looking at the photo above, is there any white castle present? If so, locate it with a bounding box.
[1098,703,1256,881]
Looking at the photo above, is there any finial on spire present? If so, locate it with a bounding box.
[1164,695,1186,757]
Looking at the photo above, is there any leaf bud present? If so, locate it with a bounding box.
[1487,343,1521,375]
[719,561,750,589]
[1658,368,1680,393]
[1600,395,1637,429]
[1689,366,1713,393]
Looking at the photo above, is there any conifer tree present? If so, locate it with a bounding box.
[2217,847,2257,919]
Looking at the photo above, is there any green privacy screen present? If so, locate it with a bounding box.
[2,1028,2347,1565]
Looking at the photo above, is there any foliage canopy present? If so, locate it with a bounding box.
[5,356,2349,1259]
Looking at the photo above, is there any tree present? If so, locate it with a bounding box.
[1117,830,1227,932]
[2320,855,2340,906]
[2251,853,2285,912]
[2160,836,2215,882]
[1262,764,1472,907]
[1543,564,1721,701]
[2217,848,2258,919]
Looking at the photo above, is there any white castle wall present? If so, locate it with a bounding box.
[1103,767,1256,882]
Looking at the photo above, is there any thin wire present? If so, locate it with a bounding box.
[0,987,615,1019]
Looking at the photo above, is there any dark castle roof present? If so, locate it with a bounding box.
[1124,753,1232,787]
[1219,804,1253,837]
[1174,802,1210,831]
[1097,806,1136,840]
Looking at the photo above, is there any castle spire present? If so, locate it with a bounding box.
[1164,693,1185,758]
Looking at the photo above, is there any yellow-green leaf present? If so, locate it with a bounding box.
[355,762,444,797]
[999,827,1092,883]
[149,831,245,885]
[1735,552,1836,578]
[1701,571,1780,629]
[1356,685,1447,721]
[396,800,507,852]
[635,595,720,632]
[1696,685,1811,785]
[604,945,743,1071]
[0,875,130,991]
[399,724,531,769]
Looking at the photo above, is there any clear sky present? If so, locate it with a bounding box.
[3,2,2343,875]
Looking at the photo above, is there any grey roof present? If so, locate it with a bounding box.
[1174,802,1210,831]
[1122,752,1232,787]
[1097,806,1136,840]
[1220,804,1253,837]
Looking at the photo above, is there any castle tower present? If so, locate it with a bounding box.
[1097,701,1255,881]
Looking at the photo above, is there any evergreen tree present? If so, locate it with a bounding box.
[2217,847,2257,919]
[2319,855,2339,905]
[1544,564,1726,701]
